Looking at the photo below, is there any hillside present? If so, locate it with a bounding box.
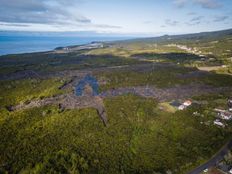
[0,29,232,174]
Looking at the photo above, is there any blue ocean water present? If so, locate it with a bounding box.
[0,35,128,56]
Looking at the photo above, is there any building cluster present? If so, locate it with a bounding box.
[167,44,204,56]
[58,42,104,53]
[170,98,232,129]
[79,42,104,50]
[213,99,232,128]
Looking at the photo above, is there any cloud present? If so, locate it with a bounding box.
[0,0,122,31]
[94,24,122,29]
[143,21,153,24]
[173,0,188,8]
[0,0,91,25]
[194,0,221,9]
[187,12,197,16]
[190,16,204,22]
[213,16,230,22]
[185,21,201,26]
[173,0,222,9]
[185,16,204,26]
[0,22,30,27]
[165,19,179,26]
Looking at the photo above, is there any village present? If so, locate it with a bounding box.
[213,98,232,128]
[167,44,208,57]
[55,42,104,53]
[170,98,232,129]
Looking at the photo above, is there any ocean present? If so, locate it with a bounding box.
[0,35,129,56]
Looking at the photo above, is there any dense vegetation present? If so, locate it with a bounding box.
[0,53,140,75]
[0,78,65,107]
[96,65,232,91]
[0,95,231,174]
[0,28,232,174]
[132,52,203,64]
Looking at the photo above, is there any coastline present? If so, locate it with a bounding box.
[0,36,129,56]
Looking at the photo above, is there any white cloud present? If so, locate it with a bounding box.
[194,0,221,9]
[173,0,222,9]
[0,0,122,32]
[173,0,188,8]
[213,16,229,22]
[165,19,179,26]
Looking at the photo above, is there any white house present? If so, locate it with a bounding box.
[178,105,186,110]
[228,99,232,111]
[178,100,192,110]
[214,119,225,128]
[220,112,232,120]
[214,109,232,120]
[183,100,192,107]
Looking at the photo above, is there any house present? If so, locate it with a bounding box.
[220,112,232,120]
[178,100,192,110]
[214,109,232,120]
[228,99,232,111]
[178,105,186,110]
[214,119,225,127]
[170,100,192,111]
[218,162,232,174]
[183,100,192,107]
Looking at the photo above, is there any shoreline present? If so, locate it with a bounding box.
[0,36,129,56]
[0,42,101,57]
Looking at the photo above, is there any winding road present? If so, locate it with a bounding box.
[188,140,232,174]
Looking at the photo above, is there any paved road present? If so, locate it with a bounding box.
[188,140,232,174]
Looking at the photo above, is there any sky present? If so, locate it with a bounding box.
[0,0,232,36]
